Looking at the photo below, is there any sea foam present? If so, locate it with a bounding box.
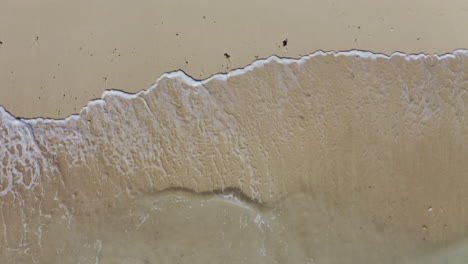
[1,49,467,198]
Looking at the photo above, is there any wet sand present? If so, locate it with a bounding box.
[1,52,468,263]
[1,1,468,263]
[1,0,468,118]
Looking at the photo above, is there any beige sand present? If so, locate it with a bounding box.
[1,53,468,263]
[1,0,468,118]
[1,1,468,264]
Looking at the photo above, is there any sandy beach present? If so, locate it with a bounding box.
[1,1,468,263]
[1,0,468,118]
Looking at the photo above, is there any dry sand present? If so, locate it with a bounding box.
[1,0,468,118]
[1,1,468,264]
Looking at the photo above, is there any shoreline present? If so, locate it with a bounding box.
[2,0,468,119]
[2,48,467,122]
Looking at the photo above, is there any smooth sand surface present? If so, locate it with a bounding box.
[1,1,468,264]
[1,0,468,118]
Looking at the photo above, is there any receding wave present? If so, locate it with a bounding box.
[1,50,468,263]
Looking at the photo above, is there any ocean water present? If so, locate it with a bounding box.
[1,51,468,263]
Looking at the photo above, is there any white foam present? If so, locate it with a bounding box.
[215,193,252,210]
[1,49,467,196]
[0,107,55,195]
[17,49,468,125]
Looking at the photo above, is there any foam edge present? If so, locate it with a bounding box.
[4,49,467,125]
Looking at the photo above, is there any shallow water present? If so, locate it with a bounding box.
[1,51,468,263]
